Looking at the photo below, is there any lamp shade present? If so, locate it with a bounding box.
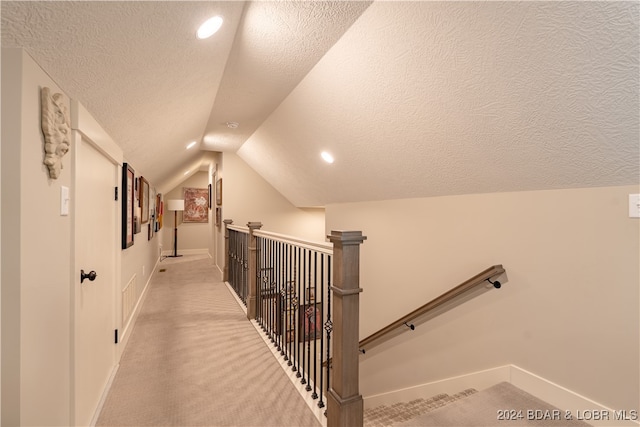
[167,199,184,211]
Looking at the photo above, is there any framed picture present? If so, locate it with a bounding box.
[156,193,163,230]
[216,178,222,206]
[299,303,322,342]
[122,163,135,249]
[139,176,149,224]
[215,207,221,226]
[305,287,316,303]
[183,187,209,223]
[208,183,212,209]
[134,216,141,234]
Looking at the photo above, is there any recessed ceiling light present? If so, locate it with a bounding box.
[186,141,197,149]
[321,151,334,164]
[197,16,223,39]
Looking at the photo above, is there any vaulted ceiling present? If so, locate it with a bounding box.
[2,1,638,207]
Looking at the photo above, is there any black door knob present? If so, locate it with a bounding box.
[80,270,97,283]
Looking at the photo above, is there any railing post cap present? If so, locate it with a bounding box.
[247,221,263,229]
[223,219,233,225]
[327,230,367,244]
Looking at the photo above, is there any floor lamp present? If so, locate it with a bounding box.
[167,199,184,258]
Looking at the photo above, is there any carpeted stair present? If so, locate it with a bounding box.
[365,382,593,427]
[364,389,478,426]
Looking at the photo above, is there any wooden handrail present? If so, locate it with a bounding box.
[358,264,506,352]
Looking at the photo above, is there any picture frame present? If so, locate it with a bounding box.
[139,176,149,224]
[299,303,322,342]
[121,163,135,249]
[305,287,316,303]
[216,178,222,206]
[183,187,209,223]
[215,207,221,227]
[208,183,212,209]
[156,193,163,230]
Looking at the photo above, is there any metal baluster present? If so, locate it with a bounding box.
[257,237,263,328]
[305,249,312,392]
[311,251,318,399]
[293,246,300,376]
[324,254,333,408]
[318,253,326,408]
[269,238,276,342]
[301,248,307,385]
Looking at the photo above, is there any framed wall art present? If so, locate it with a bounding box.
[216,178,222,206]
[139,176,149,224]
[299,303,322,342]
[121,163,135,249]
[208,183,212,209]
[183,187,209,223]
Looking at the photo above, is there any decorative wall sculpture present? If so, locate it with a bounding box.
[41,87,71,179]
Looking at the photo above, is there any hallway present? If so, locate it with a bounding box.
[96,255,321,427]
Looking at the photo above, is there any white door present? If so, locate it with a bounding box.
[74,135,118,425]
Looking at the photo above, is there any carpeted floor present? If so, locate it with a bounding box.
[96,255,321,427]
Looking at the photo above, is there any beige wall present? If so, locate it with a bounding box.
[120,158,161,341]
[1,48,72,426]
[1,49,161,426]
[326,185,639,412]
[161,171,211,254]
[222,152,325,242]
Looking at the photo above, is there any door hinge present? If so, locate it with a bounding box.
[114,329,119,344]
[115,187,119,201]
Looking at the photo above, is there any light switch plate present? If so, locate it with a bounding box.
[629,194,640,218]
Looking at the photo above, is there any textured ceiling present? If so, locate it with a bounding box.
[2,1,638,206]
[239,1,639,206]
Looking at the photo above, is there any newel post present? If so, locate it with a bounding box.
[223,219,233,282]
[246,222,263,320]
[327,230,367,427]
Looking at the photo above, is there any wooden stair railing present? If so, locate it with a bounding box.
[358,264,506,353]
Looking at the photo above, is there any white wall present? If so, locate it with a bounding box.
[161,171,211,254]
[326,185,639,412]
[222,152,325,242]
[1,48,72,426]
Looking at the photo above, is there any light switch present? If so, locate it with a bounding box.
[629,194,640,218]
[61,186,69,216]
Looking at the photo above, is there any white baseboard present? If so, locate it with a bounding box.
[510,366,639,427]
[363,365,511,409]
[89,363,120,426]
[161,248,209,256]
[364,365,638,427]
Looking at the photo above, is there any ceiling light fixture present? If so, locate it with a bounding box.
[184,170,190,176]
[197,16,223,39]
[186,141,197,149]
[226,121,239,129]
[321,151,335,164]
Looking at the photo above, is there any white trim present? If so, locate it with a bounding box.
[223,281,327,427]
[161,248,209,257]
[250,318,328,427]
[70,99,122,165]
[224,281,247,315]
[363,365,511,409]
[362,365,639,427]
[89,363,119,427]
[254,229,333,255]
[510,366,640,427]
[119,255,159,345]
